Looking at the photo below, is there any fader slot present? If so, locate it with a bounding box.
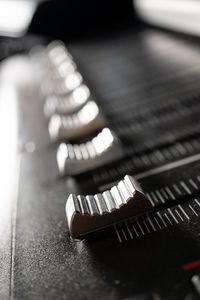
[114,198,200,243]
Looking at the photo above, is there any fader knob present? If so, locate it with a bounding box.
[44,84,90,117]
[48,101,106,141]
[66,175,152,238]
[57,128,124,175]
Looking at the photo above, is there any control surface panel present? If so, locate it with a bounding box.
[2,27,200,299]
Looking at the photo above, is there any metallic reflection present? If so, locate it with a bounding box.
[64,72,83,91]
[44,84,90,117]
[92,128,114,155]
[78,101,99,124]
[48,101,105,141]
[56,128,124,176]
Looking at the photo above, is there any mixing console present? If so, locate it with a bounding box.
[2,27,200,299]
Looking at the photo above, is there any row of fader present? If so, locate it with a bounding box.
[41,41,152,238]
[42,40,124,175]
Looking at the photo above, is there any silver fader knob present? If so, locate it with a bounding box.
[41,59,77,96]
[52,71,83,95]
[41,67,79,97]
[47,40,66,54]
[53,60,76,79]
[47,41,73,67]
[46,41,75,78]
[66,175,152,238]
[48,101,106,141]
[44,84,90,117]
[45,59,76,82]
[57,128,124,175]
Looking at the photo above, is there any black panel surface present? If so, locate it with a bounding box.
[7,28,200,299]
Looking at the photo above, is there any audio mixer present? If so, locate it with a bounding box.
[1,25,200,299]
